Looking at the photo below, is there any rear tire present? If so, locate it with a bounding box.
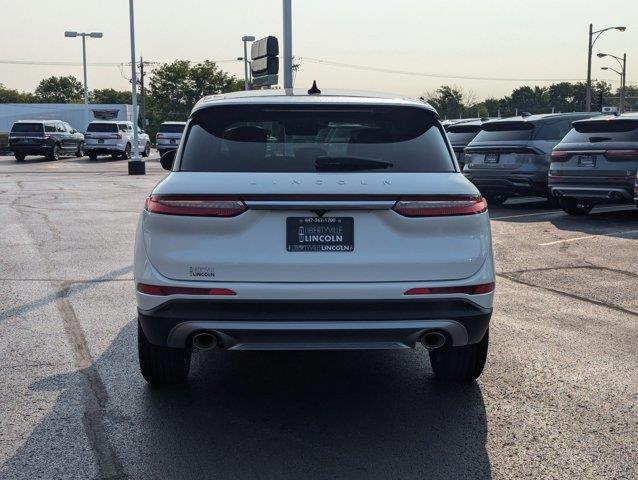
[484,193,508,205]
[559,198,593,216]
[76,141,84,157]
[88,152,98,161]
[138,321,191,385]
[141,142,150,157]
[121,143,132,160]
[47,143,61,161]
[429,329,489,382]
[15,153,25,162]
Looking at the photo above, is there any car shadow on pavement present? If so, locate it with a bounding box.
[1,321,491,480]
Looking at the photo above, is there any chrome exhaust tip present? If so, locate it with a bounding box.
[421,331,447,351]
[192,332,217,350]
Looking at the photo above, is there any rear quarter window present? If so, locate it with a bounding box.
[178,105,454,173]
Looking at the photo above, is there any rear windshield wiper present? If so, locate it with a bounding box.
[588,136,612,143]
[315,156,393,171]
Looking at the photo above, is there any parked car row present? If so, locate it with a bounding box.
[7,119,184,161]
[447,112,638,214]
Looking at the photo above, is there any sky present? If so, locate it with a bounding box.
[0,0,636,101]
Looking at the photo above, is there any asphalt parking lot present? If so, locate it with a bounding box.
[0,152,636,480]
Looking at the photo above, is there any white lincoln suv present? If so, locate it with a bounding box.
[134,89,495,385]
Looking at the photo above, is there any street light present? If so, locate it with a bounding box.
[598,52,627,113]
[64,31,103,127]
[241,36,255,90]
[585,24,626,112]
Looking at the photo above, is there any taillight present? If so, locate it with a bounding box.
[111,133,122,139]
[137,283,236,296]
[156,133,165,139]
[393,196,487,217]
[145,195,247,217]
[404,283,494,296]
[550,151,571,162]
[605,149,638,160]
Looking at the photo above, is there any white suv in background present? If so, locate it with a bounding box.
[85,121,150,160]
[156,121,186,157]
[134,89,495,385]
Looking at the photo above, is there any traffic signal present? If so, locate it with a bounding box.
[595,89,604,112]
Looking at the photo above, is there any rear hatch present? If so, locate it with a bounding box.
[85,123,120,145]
[464,121,544,170]
[156,123,185,147]
[142,103,490,283]
[550,118,638,186]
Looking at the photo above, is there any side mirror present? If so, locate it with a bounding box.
[160,150,176,171]
[70,129,77,134]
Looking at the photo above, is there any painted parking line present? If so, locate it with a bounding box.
[491,205,633,221]
[539,229,638,246]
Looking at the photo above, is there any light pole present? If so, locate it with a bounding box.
[127,0,144,175]
[598,52,627,113]
[241,36,255,90]
[283,0,293,89]
[586,24,625,112]
[64,31,102,128]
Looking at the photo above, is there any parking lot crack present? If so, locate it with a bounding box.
[497,273,638,318]
[55,283,126,480]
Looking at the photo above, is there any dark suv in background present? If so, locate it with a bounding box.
[445,118,492,169]
[549,113,638,215]
[9,120,84,161]
[463,113,598,204]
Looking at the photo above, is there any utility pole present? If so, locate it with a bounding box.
[127,0,144,175]
[283,0,293,89]
[621,53,627,113]
[138,56,148,129]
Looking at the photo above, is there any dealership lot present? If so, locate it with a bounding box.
[0,154,636,479]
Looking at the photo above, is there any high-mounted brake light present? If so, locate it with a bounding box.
[393,196,487,217]
[145,195,247,217]
[404,283,494,296]
[137,283,236,296]
[605,149,638,159]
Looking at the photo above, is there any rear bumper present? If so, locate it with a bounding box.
[10,145,51,155]
[138,299,492,350]
[549,177,634,203]
[464,170,548,196]
[85,144,124,153]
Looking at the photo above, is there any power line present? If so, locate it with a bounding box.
[0,58,241,67]
[299,57,630,83]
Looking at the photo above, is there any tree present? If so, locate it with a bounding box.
[0,84,34,103]
[425,85,467,119]
[146,60,244,137]
[34,76,84,103]
[91,88,132,104]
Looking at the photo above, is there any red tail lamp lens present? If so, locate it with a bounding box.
[145,195,246,217]
[404,283,494,295]
[137,283,236,296]
[393,196,487,217]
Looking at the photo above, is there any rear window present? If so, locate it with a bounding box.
[473,122,533,142]
[561,120,638,143]
[11,123,43,133]
[87,123,117,133]
[159,124,185,133]
[447,125,480,145]
[178,105,454,173]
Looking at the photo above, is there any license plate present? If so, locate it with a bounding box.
[484,153,499,164]
[578,155,595,167]
[98,139,104,144]
[286,217,354,252]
